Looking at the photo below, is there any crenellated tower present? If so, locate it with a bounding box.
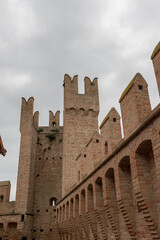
[62,74,99,196]
[15,97,37,236]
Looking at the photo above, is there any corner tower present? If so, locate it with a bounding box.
[62,74,99,196]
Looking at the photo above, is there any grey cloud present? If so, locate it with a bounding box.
[0,0,159,200]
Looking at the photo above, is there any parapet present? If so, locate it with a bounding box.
[33,110,61,130]
[20,97,34,132]
[119,73,151,138]
[64,74,99,112]
[49,110,60,129]
[100,108,122,153]
[151,42,160,96]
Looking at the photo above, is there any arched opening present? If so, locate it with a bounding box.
[95,177,104,209]
[87,184,94,211]
[75,194,79,217]
[81,189,86,215]
[49,197,57,206]
[8,222,17,234]
[60,207,62,223]
[63,204,65,222]
[105,168,119,236]
[136,140,159,225]
[87,184,97,238]
[95,177,107,238]
[57,209,59,223]
[66,201,69,220]
[118,156,136,235]
[70,198,74,218]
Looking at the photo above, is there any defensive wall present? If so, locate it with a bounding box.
[56,43,160,240]
[0,42,159,239]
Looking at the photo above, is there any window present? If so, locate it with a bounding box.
[105,142,108,154]
[50,197,57,206]
[0,195,3,203]
[78,171,80,181]
[113,118,116,122]
[138,85,143,90]
[21,214,24,222]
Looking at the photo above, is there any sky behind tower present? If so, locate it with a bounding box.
[0,0,159,200]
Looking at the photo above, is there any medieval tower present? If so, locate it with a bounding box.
[0,42,159,239]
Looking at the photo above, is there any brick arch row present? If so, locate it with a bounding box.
[56,139,160,239]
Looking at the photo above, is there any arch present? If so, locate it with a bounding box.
[60,206,62,223]
[135,139,159,226]
[105,168,116,205]
[66,201,69,220]
[57,208,59,223]
[75,194,79,217]
[49,197,57,206]
[105,168,119,237]
[63,204,65,222]
[80,189,86,215]
[95,177,104,209]
[87,184,94,211]
[118,156,136,235]
[70,198,74,218]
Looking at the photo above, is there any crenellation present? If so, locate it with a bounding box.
[49,110,60,129]
[120,73,151,138]
[84,76,98,95]
[0,42,160,239]
[151,42,160,96]
[33,111,39,129]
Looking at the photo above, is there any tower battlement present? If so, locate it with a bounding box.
[0,42,160,240]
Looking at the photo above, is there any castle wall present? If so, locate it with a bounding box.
[57,103,160,240]
[0,41,160,240]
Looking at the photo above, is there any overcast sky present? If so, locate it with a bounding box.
[0,0,159,200]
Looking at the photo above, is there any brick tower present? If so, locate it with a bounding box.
[62,74,99,196]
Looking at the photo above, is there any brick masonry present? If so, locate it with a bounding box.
[0,42,159,240]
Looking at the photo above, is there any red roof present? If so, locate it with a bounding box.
[0,136,6,156]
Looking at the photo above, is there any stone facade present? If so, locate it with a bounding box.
[0,43,159,239]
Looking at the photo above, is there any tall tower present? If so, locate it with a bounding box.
[15,97,37,236]
[62,74,99,196]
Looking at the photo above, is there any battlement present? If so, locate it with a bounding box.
[20,97,34,132]
[33,110,61,130]
[151,41,160,96]
[64,74,99,112]
[120,72,151,137]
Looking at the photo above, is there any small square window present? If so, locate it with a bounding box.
[138,85,143,90]
[84,154,86,158]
